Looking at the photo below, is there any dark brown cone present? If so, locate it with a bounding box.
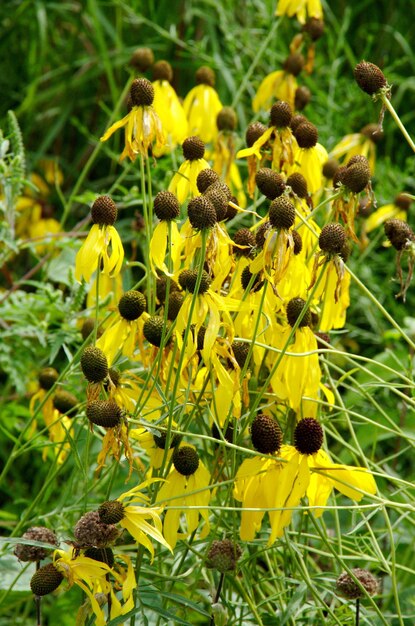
[302,17,325,41]
[204,184,229,221]
[167,290,184,320]
[179,268,211,294]
[354,61,387,95]
[384,219,415,250]
[294,418,323,454]
[233,228,256,257]
[343,162,371,193]
[156,275,180,304]
[153,430,181,449]
[182,136,205,160]
[206,539,242,572]
[292,230,303,255]
[269,196,296,230]
[290,114,308,132]
[187,196,217,230]
[287,173,308,198]
[225,196,239,221]
[319,223,347,255]
[231,340,250,369]
[30,563,63,596]
[270,101,292,128]
[143,316,169,347]
[294,86,311,111]
[130,78,155,106]
[152,60,173,82]
[91,195,117,226]
[347,155,370,168]
[336,568,378,599]
[246,122,267,147]
[38,367,59,391]
[173,446,199,476]
[80,346,109,383]
[154,191,180,221]
[81,318,103,341]
[283,53,304,76]
[118,290,147,320]
[361,123,384,143]
[98,500,125,524]
[84,547,115,568]
[333,166,347,188]
[217,107,237,131]
[130,47,154,72]
[315,332,330,349]
[14,527,58,562]
[241,266,263,292]
[196,66,215,86]
[255,221,272,248]
[294,122,318,148]
[74,510,120,547]
[395,193,412,211]
[286,297,311,328]
[322,158,340,180]
[53,390,78,417]
[86,400,122,428]
[211,421,235,444]
[197,168,220,193]
[251,413,282,454]
[256,168,286,200]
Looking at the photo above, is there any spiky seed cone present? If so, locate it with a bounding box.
[130,47,154,72]
[206,539,242,572]
[211,421,234,444]
[204,185,228,221]
[302,17,325,40]
[340,240,352,262]
[250,413,282,454]
[269,196,296,230]
[287,172,308,198]
[210,181,232,201]
[395,193,412,211]
[84,547,115,568]
[143,315,169,347]
[354,61,387,95]
[107,368,121,387]
[118,290,147,321]
[255,221,271,248]
[179,268,211,294]
[241,266,263,292]
[98,500,125,524]
[294,122,318,148]
[74,511,120,547]
[347,155,370,168]
[217,107,237,131]
[38,367,59,391]
[283,53,304,76]
[343,162,371,193]
[333,166,347,188]
[319,223,347,255]
[153,190,180,221]
[322,158,340,179]
[152,60,173,82]
[196,325,207,351]
[53,390,78,417]
[196,168,220,193]
[256,168,286,200]
[156,275,179,304]
[153,430,181,449]
[86,400,122,428]
[286,297,311,328]
[30,563,63,596]
[384,219,415,250]
[361,123,384,143]
[245,121,267,147]
[294,418,323,454]
[231,340,250,368]
[182,136,205,160]
[167,291,184,320]
[225,196,239,221]
[233,228,256,257]
[14,527,58,562]
[196,66,215,86]
[290,114,308,132]
[270,101,292,128]
[91,195,117,226]
[315,331,331,349]
[336,568,378,599]
[292,230,303,255]
[187,196,217,230]
[173,446,199,476]
[81,318,103,341]
[80,346,109,383]
[294,86,311,111]
[130,77,155,106]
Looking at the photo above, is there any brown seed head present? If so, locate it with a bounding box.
[233,228,256,257]
[98,500,125,524]
[251,413,282,454]
[152,60,173,82]
[217,107,237,131]
[343,162,371,193]
[206,539,242,572]
[319,223,347,255]
[188,195,217,230]
[143,315,169,347]
[130,78,155,106]
[178,268,211,294]
[286,297,311,328]
[354,61,387,95]
[204,184,229,221]
[241,266,263,292]
[294,86,311,111]
[80,346,109,383]
[196,168,220,193]
[283,53,305,76]
[196,66,215,86]
[167,291,184,320]
[91,195,117,226]
[270,101,292,128]
[292,230,303,255]
[290,114,308,132]
[269,196,296,230]
[336,568,379,599]
[256,168,286,200]
[84,547,115,568]
[154,190,180,221]
[287,172,308,198]
[360,123,384,143]
[156,275,180,304]
[333,165,348,188]
[182,136,205,160]
[384,219,415,251]
[302,17,325,40]
[294,122,318,148]
[294,417,323,454]
[53,390,78,417]
[118,290,147,320]
[14,527,58,562]
[86,400,122,428]
[130,47,154,72]
[322,158,340,180]
[246,121,267,147]
[395,193,412,211]
[30,563,63,596]
[173,446,199,476]
[74,510,120,547]
[38,367,59,391]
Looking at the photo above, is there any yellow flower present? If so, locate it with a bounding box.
[86,272,123,313]
[100,78,164,161]
[183,66,223,143]
[131,421,180,470]
[364,193,411,234]
[330,124,383,174]
[168,136,210,204]
[152,62,188,151]
[276,0,323,24]
[253,70,298,112]
[75,195,124,283]
[156,445,211,549]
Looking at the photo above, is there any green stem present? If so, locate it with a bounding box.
[380,93,415,153]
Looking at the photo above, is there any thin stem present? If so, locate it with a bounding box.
[380,94,415,153]
[209,572,225,626]
[355,598,360,626]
